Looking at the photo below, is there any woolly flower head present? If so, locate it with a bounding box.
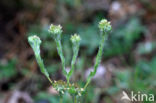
[70,34,81,43]
[28,35,41,46]
[48,24,62,35]
[28,35,41,55]
[98,19,112,32]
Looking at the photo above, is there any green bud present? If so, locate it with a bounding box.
[98,19,112,33]
[28,35,41,55]
[48,24,62,35]
[70,34,81,43]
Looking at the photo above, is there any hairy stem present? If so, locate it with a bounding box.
[36,55,53,85]
[67,44,79,83]
[55,40,67,78]
[84,33,106,89]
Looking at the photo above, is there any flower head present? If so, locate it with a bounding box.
[48,24,62,35]
[70,34,81,43]
[28,35,41,55]
[98,19,112,32]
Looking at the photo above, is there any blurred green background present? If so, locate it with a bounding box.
[0,0,155,103]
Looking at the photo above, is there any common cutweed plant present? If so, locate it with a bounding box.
[28,19,112,103]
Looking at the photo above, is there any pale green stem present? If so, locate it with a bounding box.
[35,55,53,85]
[74,97,77,103]
[60,96,63,103]
[67,44,79,83]
[84,79,90,90]
[73,96,77,103]
[84,32,106,89]
[55,40,67,77]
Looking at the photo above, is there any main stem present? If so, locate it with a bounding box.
[73,96,77,103]
[60,97,63,103]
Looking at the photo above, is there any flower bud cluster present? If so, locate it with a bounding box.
[98,19,112,33]
[70,34,81,44]
[49,24,62,35]
[28,35,41,55]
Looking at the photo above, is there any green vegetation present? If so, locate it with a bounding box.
[28,19,111,102]
[0,59,17,79]
[0,0,155,102]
